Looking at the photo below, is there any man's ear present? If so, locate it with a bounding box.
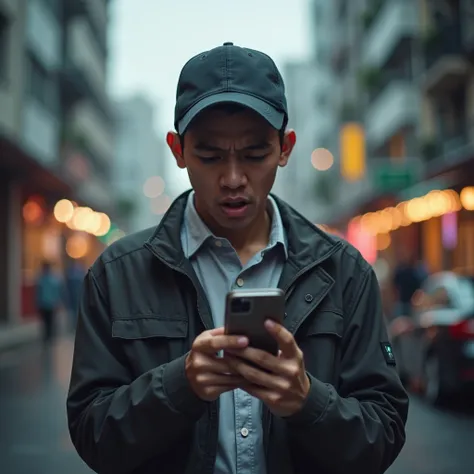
[279,129,296,167]
[166,131,186,169]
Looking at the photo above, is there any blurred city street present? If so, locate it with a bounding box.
[1,0,474,472]
[0,335,473,474]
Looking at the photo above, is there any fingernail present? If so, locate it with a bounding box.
[265,319,275,329]
[238,337,248,345]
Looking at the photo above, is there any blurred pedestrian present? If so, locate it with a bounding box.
[35,261,63,345]
[391,251,429,393]
[392,249,428,318]
[67,42,408,474]
[64,260,86,332]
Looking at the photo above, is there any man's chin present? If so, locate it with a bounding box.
[214,207,254,230]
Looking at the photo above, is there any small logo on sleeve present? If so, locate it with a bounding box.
[381,342,396,366]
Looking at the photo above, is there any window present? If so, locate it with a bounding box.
[40,0,60,17]
[0,11,9,83]
[26,55,59,114]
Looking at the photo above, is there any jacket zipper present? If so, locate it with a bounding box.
[263,241,343,458]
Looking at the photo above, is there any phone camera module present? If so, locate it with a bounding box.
[231,298,251,313]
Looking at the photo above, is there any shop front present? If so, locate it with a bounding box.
[20,194,118,319]
[348,185,474,275]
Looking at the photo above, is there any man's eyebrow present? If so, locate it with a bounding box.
[242,142,273,151]
[193,143,225,151]
[193,141,272,151]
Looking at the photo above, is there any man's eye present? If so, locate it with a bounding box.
[198,156,220,163]
[246,155,266,161]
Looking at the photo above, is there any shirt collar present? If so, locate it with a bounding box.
[181,191,288,259]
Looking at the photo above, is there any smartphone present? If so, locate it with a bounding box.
[224,288,285,355]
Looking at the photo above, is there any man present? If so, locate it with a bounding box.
[67,42,408,474]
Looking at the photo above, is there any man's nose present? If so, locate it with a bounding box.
[220,161,247,189]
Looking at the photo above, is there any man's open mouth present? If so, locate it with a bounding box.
[222,201,248,209]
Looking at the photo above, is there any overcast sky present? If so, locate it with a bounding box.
[108,0,312,194]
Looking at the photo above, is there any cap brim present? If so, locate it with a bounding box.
[177,92,285,135]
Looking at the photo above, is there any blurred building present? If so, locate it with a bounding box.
[114,95,170,233]
[311,0,474,276]
[274,1,337,223]
[0,0,117,346]
[274,61,320,219]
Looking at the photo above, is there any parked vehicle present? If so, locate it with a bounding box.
[390,272,474,405]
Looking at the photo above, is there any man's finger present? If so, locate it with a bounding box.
[209,327,225,336]
[194,334,249,353]
[264,320,298,358]
[226,354,287,390]
[197,357,240,375]
[197,373,246,386]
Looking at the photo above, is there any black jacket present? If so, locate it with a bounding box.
[67,191,408,474]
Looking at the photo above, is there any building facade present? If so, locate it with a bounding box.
[0,0,116,346]
[114,95,168,233]
[273,0,337,223]
[312,0,474,275]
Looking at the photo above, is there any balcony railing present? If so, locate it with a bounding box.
[60,55,111,123]
[61,129,111,183]
[63,0,108,57]
[361,0,384,31]
[420,129,472,175]
[58,61,89,107]
[365,70,412,106]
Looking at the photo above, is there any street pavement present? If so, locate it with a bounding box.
[0,336,473,474]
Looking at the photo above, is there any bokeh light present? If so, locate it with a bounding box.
[53,199,74,223]
[66,233,89,259]
[460,186,474,210]
[150,194,172,215]
[311,148,334,171]
[143,176,165,198]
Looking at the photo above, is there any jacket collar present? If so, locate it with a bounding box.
[181,191,288,259]
[145,189,341,276]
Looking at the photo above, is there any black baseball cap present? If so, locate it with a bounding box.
[174,42,288,135]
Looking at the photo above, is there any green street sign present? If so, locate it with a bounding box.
[374,164,418,192]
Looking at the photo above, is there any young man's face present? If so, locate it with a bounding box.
[168,106,296,232]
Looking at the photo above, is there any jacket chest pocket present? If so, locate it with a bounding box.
[111,317,190,376]
[297,311,344,386]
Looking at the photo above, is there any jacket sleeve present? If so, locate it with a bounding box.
[286,263,409,474]
[67,269,207,474]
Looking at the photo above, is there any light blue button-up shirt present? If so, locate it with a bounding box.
[181,192,287,474]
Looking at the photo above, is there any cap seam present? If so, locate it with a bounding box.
[226,46,231,91]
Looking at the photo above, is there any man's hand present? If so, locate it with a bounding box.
[185,327,249,401]
[225,320,310,417]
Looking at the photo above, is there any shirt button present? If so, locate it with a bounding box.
[215,240,222,247]
[240,427,249,437]
[236,278,244,287]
